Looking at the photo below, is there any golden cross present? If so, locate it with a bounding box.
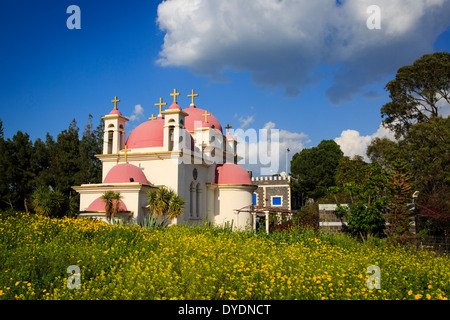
[203,110,211,122]
[154,97,167,115]
[111,96,120,109]
[122,145,131,162]
[187,89,199,105]
[149,114,156,121]
[170,88,180,103]
[225,124,232,133]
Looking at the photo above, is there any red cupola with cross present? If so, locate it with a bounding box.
[102,96,129,155]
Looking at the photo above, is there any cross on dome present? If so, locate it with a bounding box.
[203,110,211,123]
[149,114,156,121]
[111,96,120,109]
[154,97,167,115]
[187,89,199,106]
[225,124,232,133]
[170,88,180,103]
[121,145,131,163]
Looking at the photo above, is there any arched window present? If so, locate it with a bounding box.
[189,182,195,217]
[168,126,175,151]
[196,183,201,218]
[107,131,114,154]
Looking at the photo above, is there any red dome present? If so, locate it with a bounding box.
[126,118,164,149]
[109,108,122,116]
[86,197,128,212]
[104,163,150,185]
[183,105,222,133]
[215,163,253,185]
[169,102,182,110]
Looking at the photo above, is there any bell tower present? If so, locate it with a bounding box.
[161,89,189,152]
[102,96,129,155]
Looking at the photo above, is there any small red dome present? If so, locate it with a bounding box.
[215,163,253,185]
[126,118,164,149]
[109,108,122,116]
[86,197,128,212]
[169,102,182,110]
[104,163,150,185]
[183,106,222,133]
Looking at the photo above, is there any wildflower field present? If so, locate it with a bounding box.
[0,212,449,300]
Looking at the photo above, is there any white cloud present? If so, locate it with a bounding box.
[437,96,450,117]
[234,121,309,176]
[238,115,255,128]
[334,124,396,160]
[129,104,145,122]
[157,0,450,102]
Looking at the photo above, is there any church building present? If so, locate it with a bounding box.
[72,90,257,230]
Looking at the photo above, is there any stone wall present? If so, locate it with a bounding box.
[252,175,300,210]
[318,204,348,233]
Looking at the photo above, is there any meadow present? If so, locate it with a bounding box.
[0,212,449,300]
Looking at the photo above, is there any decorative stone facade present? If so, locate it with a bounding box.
[251,174,302,211]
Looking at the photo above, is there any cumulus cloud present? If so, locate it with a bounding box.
[334,124,396,160]
[129,104,145,122]
[234,121,310,176]
[157,0,450,102]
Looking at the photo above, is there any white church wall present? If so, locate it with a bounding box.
[215,185,255,231]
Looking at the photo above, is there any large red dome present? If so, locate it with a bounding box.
[104,163,150,185]
[183,105,222,133]
[215,163,253,185]
[126,118,164,149]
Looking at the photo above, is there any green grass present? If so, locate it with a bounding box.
[0,212,449,300]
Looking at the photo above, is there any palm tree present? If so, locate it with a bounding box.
[147,187,186,220]
[31,186,67,218]
[101,191,121,221]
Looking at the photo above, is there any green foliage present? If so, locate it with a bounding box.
[147,187,186,220]
[381,52,450,138]
[0,115,103,216]
[139,214,170,230]
[367,116,450,238]
[101,191,122,221]
[31,186,78,219]
[290,140,343,201]
[385,160,415,238]
[331,157,390,240]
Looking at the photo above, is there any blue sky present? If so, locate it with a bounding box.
[1,0,449,174]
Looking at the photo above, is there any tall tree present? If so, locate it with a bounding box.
[4,132,35,212]
[332,160,389,241]
[79,114,103,184]
[385,160,415,238]
[290,140,343,201]
[381,52,450,138]
[51,119,82,195]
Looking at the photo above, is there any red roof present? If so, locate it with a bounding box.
[103,163,150,185]
[183,105,223,133]
[109,108,122,116]
[215,163,253,185]
[126,118,165,149]
[168,102,182,110]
